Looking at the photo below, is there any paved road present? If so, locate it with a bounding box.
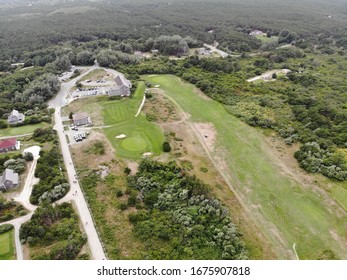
[204,43,229,58]
[53,107,106,260]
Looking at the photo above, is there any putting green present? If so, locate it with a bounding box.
[121,137,147,152]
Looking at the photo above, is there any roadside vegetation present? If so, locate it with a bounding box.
[20,202,87,260]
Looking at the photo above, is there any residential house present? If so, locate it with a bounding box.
[72,112,91,126]
[7,110,25,124]
[0,169,19,191]
[108,75,132,97]
[0,138,20,153]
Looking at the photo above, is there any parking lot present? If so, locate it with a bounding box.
[71,87,106,99]
[65,126,90,144]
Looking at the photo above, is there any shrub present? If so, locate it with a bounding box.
[0,224,14,234]
[116,190,124,197]
[162,141,171,152]
[118,203,128,211]
[124,167,131,175]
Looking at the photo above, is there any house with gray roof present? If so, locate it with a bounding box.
[108,75,132,97]
[8,110,25,124]
[72,112,91,126]
[0,168,19,191]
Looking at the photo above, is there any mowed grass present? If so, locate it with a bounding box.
[0,229,15,260]
[0,123,46,137]
[144,74,347,260]
[102,81,165,159]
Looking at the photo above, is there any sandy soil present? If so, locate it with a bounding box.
[193,123,217,152]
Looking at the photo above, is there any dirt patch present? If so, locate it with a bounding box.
[193,122,217,152]
[70,131,115,169]
[143,91,182,123]
[126,161,139,175]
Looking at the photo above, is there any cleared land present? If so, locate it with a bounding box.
[144,74,347,260]
[0,229,15,260]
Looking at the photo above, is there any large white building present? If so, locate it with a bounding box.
[7,110,25,124]
[108,75,132,97]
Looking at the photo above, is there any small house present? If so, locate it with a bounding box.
[72,112,91,126]
[8,110,25,124]
[108,75,132,97]
[0,168,19,191]
[0,138,20,153]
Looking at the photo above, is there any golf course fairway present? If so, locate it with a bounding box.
[144,74,347,260]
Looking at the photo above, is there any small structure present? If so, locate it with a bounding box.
[282,69,291,75]
[151,49,159,55]
[72,112,91,126]
[249,30,267,36]
[7,110,25,124]
[0,168,19,191]
[198,48,212,56]
[0,138,20,153]
[134,51,144,58]
[108,75,132,97]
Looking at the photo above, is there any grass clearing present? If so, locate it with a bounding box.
[0,123,46,137]
[144,74,347,260]
[0,229,15,260]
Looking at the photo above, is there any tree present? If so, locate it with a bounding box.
[162,142,171,152]
[54,55,71,72]
[23,152,34,161]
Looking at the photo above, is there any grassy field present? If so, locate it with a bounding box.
[256,35,278,44]
[0,123,46,137]
[144,74,347,260]
[0,229,15,260]
[102,81,165,159]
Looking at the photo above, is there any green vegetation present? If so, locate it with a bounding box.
[20,202,86,260]
[0,227,15,260]
[0,197,27,223]
[30,147,68,205]
[127,159,247,259]
[0,123,46,137]
[101,81,165,159]
[144,74,347,259]
[87,140,106,155]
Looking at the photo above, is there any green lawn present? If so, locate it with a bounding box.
[102,81,165,159]
[0,229,15,260]
[144,74,347,260]
[0,123,46,137]
[256,35,278,44]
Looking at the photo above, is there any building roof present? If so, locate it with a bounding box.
[10,109,20,117]
[1,168,19,185]
[72,112,89,121]
[0,138,17,149]
[115,75,131,88]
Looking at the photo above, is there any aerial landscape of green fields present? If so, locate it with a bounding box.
[0,0,346,265]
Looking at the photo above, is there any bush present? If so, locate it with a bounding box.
[124,167,131,175]
[0,224,14,234]
[23,152,34,161]
[118,203,128,211]
[116,190,123,197]
[162,141,171,152]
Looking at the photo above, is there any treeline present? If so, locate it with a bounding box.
[126,159,248,260]
[20,202,87,260]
